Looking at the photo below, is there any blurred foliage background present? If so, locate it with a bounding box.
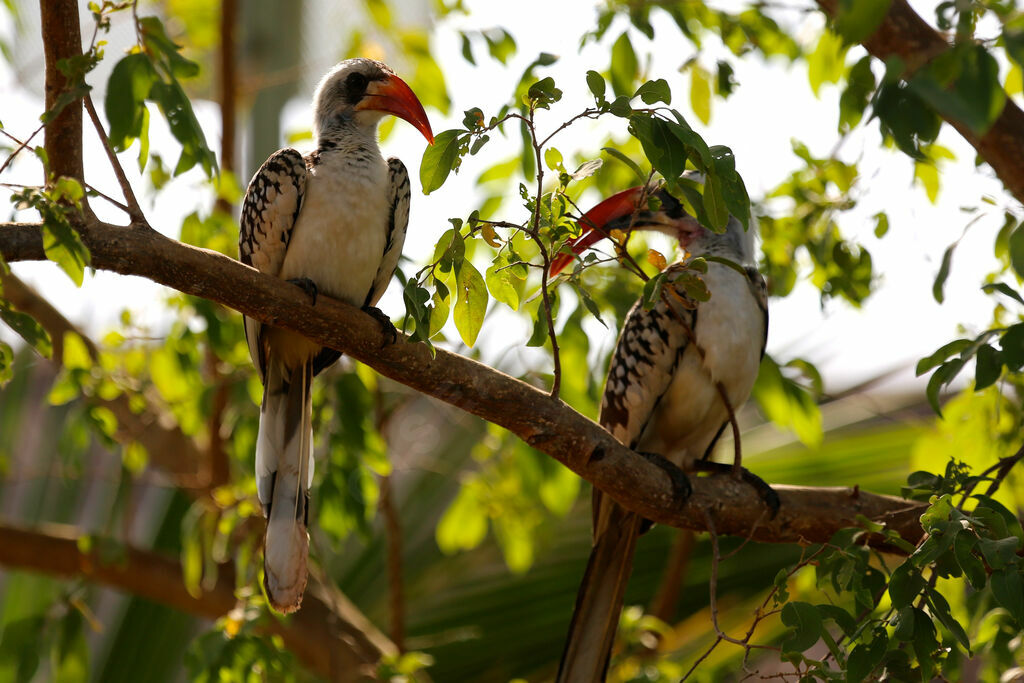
[1,0,1024,681]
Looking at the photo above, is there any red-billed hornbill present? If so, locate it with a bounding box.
[238,59,433,613]
[552,179,774,682]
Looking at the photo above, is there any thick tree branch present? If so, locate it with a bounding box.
[0,521,394,681]
[816,0,1024,206]
[0,219,928,550]
[40,0,86,186]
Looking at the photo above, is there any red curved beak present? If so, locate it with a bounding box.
[357,73,434,144]
[549,186,645,277]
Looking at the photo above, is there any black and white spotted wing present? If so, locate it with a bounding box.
[238,148,308,381]
[364,157,411,308]
[598,264,696,451]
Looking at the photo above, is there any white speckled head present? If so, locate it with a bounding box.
[312,59,393,139]
[312,59,433,144]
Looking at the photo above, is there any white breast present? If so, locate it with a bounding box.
[279,152,390,306]
[640,263,765,464]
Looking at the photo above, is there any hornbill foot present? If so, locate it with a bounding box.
[288,277,319,305]
[690,461,781,518]
[362,305,398,346]
[638,451,693,510]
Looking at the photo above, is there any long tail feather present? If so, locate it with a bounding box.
[557,501,644,683]
[257,357,313,613]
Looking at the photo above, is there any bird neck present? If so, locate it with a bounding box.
[315,116,380,157]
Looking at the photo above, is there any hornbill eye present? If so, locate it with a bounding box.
[346,71,369,100]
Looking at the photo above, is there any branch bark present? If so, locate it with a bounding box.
[0,521,394,681]
[815,0,1024,206]
[40,0,86,186]
[0,219,928,550]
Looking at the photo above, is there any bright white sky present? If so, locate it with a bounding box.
[0,0,1012,396]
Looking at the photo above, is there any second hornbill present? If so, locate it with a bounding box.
[551,177,774,682]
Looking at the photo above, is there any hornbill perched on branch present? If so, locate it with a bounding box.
[551,178,776,681]
[238,59,433,613]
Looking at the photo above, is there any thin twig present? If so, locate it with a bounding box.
[521,108,562,398]
[83,94,145,224]
[0,124,45,177]
[83,182,131,213]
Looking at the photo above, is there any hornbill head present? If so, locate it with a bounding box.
[313,58,434,143]
[550,174,753,277]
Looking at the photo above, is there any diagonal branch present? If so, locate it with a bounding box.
[1,218,928,550]
[815,0,1024,206]
[0,521,395,681]
[0,271,205,482]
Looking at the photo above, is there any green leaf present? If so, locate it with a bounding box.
[425,280,449,339]
[0,616,44,681]
[436,484,487,553]
[925,358,964,416]
[453,261,487,347]
[104,53,159,151]
[609,32,638,98]
[888,562,926,608]
[148,79,216,176]
[873,211,889,237]
[527,76,562,107]
[42,215,90,287]
[974,344,1002,390]
[526,307,549,347]
[751,355,823,447]
[629,115,688,182]
[1001,322,1024,370]
[602,147,647,183]
[991,568,1024,625]
[634,78,671,105]
[926,589,971,652]
[420,129,463,194]
[833,0,892,45]
[974,495,1024,545]
[459,32,475,65]
[916,338,971,376]
[1009,224,1024,280]
[486,263,519,311]
[909,45,1005,135]
[978,537,1019,570]
[689,65,711,124]
[0,303,52,358]
[0,340,12,386]
[846,632,887,682]
[483,28,516,65]
[780,602,823,654]
[982,282,1024,305]
[642,272,668,310]
[807,29,848,96]
[586,70,606,100]
[702,165,729,231]
[932,242,954,303]
[840,56,877,132]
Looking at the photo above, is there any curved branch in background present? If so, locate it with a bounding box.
[0,521,395,682]
[0,272,205,483]
[815,0,1024,205]
[0,219,928,551]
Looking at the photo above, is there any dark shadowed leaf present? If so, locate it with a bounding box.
[834,0,892,45]
[780,602,823,654]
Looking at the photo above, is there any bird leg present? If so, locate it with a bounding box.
[638,451,693,509]
[362,305,399,346]
[689,460,781,517]
[288,277,319,305]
